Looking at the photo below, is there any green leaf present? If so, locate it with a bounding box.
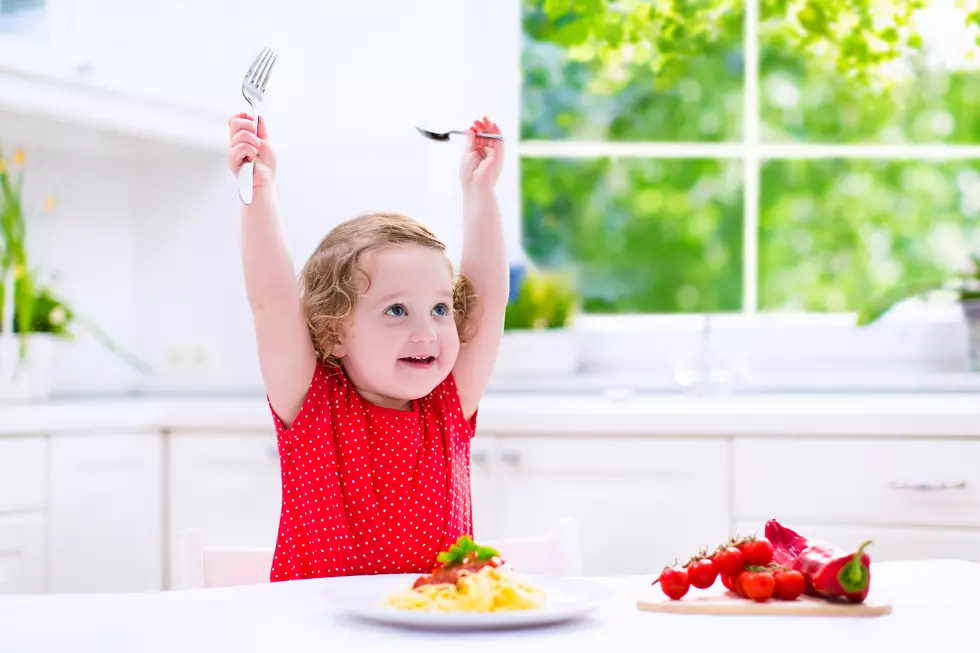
[435,535,499,566]
[856,275,959,326]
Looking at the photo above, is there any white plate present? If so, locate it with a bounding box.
[322,573,617,631]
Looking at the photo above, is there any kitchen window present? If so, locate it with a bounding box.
[517,0,980,388]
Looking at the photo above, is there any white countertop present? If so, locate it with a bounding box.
[0,561,974,652]
[1,391,979,437]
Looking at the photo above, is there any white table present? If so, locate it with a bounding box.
[0,561,975,652]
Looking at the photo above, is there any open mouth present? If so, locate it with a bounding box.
[399,355,437,368]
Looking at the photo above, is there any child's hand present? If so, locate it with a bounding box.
[227,112,277,188]
[458,116,504,196]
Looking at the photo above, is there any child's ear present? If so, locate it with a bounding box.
[331,342,346,359]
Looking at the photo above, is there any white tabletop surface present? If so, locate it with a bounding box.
[0,560,975,652]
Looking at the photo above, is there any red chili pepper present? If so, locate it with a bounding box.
[765,519,873,603]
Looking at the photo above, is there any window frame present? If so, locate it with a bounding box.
[513,0,976,383]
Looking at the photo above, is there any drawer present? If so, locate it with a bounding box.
[735,521,980,564]
[0,513,45,594]
[0,437,46,513]
[735,439,980,528]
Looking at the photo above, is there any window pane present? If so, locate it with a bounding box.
[759,159,980,312]
[521,0,745,141]
[521,158,744,313]
[761,1,980,143]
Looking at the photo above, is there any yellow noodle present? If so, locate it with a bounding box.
[384,565,547,613]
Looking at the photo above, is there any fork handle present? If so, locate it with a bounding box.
[238,109,259,205]
[238,161,254,205]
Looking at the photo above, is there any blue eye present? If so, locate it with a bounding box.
[432,303,449,317]
[385,305,407,317]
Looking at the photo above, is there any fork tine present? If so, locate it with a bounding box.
[258,52,278,92]
[249,48,274,86]
[244,47,269,83]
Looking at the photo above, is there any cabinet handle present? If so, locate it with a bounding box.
[472,450,487,465]
[889,480,966,492]
[501,450,521,466]
[267,443,279,459]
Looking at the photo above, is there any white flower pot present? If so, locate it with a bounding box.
[0,333,66,400]
[964,299,980,372]
[494,328,579,376]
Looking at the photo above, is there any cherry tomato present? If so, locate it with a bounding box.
[712,546,744,575]
[733,571,747,598]
[687,559,718,589]
[741,570,775,602]
[658,567,690,601]
[739,538,774,567]
[720,573,733,592]
[773,569,805,600]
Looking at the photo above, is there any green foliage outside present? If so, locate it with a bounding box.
[521,0,980,314]
[504,267,579,329]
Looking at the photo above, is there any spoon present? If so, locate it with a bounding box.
[416,127,504,141]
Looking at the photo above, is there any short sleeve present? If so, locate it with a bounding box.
[268,360,336,456]
[426,371,478,440]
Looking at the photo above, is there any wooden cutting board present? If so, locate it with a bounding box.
[636,584,893,617]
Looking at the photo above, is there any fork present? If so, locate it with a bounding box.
[238,47,278,205]
[416,127,504,141]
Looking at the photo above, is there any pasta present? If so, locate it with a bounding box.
[384,563,547,613]
[382,535,547,613]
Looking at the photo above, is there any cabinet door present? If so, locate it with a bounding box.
[47,432,163,593]
[0,515,45,595]
[736,521,980,563]
[167,431,282,588]
[0,436,46,513]
[470,436,501,540]
[497,436,731,576]
[58,0,240,113]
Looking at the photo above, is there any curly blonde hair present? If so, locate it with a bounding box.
[299,212,478,366]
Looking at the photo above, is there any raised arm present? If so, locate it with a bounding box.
[454,117,509,420]
[228,113,317,427]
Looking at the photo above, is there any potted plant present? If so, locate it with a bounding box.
[494,266,580,376]
[856,255,980,371]
[0,146,151,398]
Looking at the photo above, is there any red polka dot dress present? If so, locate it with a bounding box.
[267,360,477,580]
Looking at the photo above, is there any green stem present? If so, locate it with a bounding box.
[74,313,154,376]
[837,539,872,594]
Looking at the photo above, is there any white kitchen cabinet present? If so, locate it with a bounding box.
[56,0,239,115]
[734,439,980,528]
[470,435,501,540]
[733,438,980,564]
[0,436,46,514]
[477,435,731,576]
[46,432,163,593]
[167,430,282,589]
[0,514,45,595]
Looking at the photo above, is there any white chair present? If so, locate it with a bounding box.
[174,528,274,590]
[174,517,583,589]
[483,517,584,576]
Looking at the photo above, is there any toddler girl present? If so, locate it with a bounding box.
[226,113,508,580]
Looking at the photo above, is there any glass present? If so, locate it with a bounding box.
[521,157,744,313]
[760,0,980,143]
[521,0,745,141]
[759,159,980,311]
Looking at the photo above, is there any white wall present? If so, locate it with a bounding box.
[0,0,521,396]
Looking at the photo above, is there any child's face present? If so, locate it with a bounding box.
[336,244,460,408]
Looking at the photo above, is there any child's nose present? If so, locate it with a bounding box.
[408,321,437,343]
